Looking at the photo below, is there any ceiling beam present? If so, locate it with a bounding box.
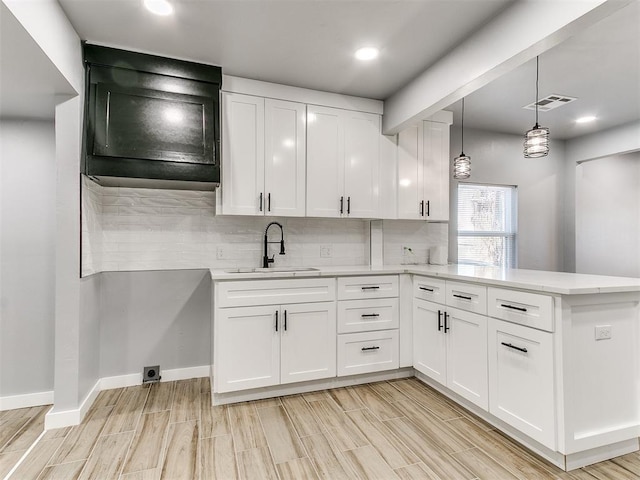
[382,0,631,135]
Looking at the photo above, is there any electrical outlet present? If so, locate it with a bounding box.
[216,246,226,260]
[320,245,332,258]
[595,325,612,341]
[143,365,161,383]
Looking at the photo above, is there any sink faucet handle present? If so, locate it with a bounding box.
[266,255,275,264]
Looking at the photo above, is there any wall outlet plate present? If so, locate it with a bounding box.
[216,247,226,260]
[320,245,332,258]
[595,325,612,341]
[143,365,161,383]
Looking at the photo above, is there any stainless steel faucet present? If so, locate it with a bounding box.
[262,221,285,268]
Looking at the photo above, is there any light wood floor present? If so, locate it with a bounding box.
[2,377,639,479]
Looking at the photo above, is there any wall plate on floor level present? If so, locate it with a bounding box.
[143,365,161,383]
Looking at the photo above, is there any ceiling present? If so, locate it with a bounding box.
[57,0,514,100]
[445,1,640,140]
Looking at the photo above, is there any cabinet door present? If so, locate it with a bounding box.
[215,305,279,392]
[413,299,446,384]
[344,111,380,218]
[422,120,450,221]
[221,93,265,215]
[280,302,337,384]
[446,307,488,409]
[488,318,556,449]
[397,124,423,220]
[306,105,344,218]
[264,99,306,217]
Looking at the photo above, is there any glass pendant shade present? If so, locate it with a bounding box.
[524,124,549,158]
[453,153,471,179]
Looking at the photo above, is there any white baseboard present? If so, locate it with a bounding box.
[43,365,210,430]
[0,390,54,411]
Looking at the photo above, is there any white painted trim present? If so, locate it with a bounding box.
[565,438,639,471]
[213,368,414,405]
[222,75,383,115]
[0,390,54,411]
[43,365,211,430]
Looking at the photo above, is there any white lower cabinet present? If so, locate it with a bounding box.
[413,298,488,409]
[488,317,555,449]
[337,329,399,376]
[215,301,336,393]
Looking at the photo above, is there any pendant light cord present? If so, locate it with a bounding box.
[461,97,465,154]
[535,56,539,126]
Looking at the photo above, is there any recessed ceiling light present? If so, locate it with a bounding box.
[144,0,173,16]
[355,47,379,61]
[576,115,597,124]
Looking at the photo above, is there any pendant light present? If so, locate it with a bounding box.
[453,97,471,179]
[524,56,550,158]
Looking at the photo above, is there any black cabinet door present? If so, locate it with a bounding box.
[93,83,215,165]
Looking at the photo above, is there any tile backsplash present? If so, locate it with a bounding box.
[81,177,448,276]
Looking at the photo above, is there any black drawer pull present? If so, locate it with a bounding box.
[361,286,380,290]
[361,346,380,351]
[419,287,434,292]
[453,294,472,300]
[501,303,528,312]
[501,342,528,353]
[361,313,380,318]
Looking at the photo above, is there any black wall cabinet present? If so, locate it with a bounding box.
[83,44,222,189]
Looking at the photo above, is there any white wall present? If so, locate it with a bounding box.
[99,270,211,378]
[0,120,56,398]
[575,152,640,278]
[448,126,567,272]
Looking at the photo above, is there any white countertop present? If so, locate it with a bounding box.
[209,264,640,295]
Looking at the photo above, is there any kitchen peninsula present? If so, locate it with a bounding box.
[210,265,640,471]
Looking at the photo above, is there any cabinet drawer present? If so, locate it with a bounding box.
[488,288,554,332]
[446,281,487,315]
[337,330,399,376]
[337,298,399,334]
[337,275,399,300]
[413,276,446,304]
[216,278,336,307]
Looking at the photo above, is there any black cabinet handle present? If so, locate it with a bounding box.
[259,193,263,212]
[437,310,443,331]
[501,342,528,353]
[453,294,472,300]
[361,346,380,351]
[340,196,344,214]
[275,310,278,332]
[347,196,351,215]
[426,200,430,216]
[361,286,380,290]
[284,309,287,331]
[268,193,271,212]
[419,287,434,292]
[361,313,380,318]
[420,200,424,216]
[444,312,450,332]
[501,304,528,312]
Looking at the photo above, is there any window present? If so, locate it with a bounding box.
[457,183,517,268]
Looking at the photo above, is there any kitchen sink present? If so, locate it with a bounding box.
[224,267,319,273]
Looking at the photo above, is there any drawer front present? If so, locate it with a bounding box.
[337,330,399,376]
[337,275,399,300]
[413,276,446,305]
[216,278,336,308]
[446,281,487,315]
[337,298,399,334]
[488,287,554,332]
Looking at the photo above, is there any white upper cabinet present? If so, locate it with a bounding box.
[221,92,264,215]
[307,105,381,218]
[220,93,306,216]
[397,120,451,221]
